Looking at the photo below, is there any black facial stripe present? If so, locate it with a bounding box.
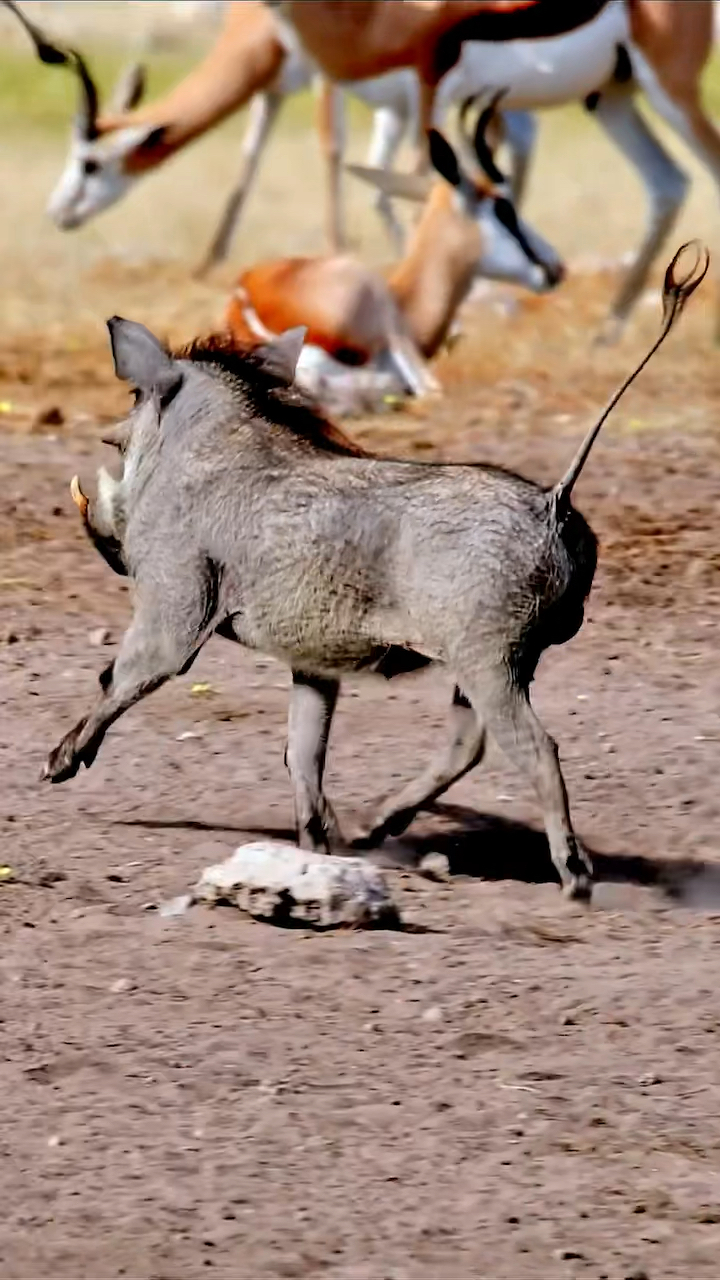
[492,196,542,268]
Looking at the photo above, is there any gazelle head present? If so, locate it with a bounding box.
[3,0,164,229]
[349,94,564,295]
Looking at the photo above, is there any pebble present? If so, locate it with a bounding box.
[88,627,111,647]
[418,852,451,882]
[47,1134,63,1148]
[110,977,134,994]
[421,1005,443,1023]
[158,894,193,919]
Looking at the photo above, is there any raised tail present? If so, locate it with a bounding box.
[552,242,709,513]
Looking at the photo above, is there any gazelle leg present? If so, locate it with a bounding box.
[357,687,486,847]
[315,75,346,251]
[630,51,720,336]
[366,104,411,252]
[286,670,341,852]
[590,84,689,340]
[386,334,441,398]
[501,109,539,206]
[195,91,283,276]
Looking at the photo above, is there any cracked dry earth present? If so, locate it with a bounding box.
[1,312,720,1280]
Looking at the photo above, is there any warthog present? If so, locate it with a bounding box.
[45,245,706,901]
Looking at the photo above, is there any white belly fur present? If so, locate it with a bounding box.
[436,2,631,113]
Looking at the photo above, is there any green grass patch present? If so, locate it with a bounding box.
[2,37,720,144]
[0,46,196,136]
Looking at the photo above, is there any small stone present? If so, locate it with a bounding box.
[624,1272,650,1280]
[110,977,134,994]
[555,1248,585,1261]
[47,1134,62,1148]
[638,1072,662,1087]
[418,852,451,882]
[159,894,193,919]
[88,627,111,647]
[3,631,19,646]
[421,1005,443,1023]
[177,730,201,741]
[561,1014,576,1026]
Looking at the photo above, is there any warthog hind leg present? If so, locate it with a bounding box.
[356,686,486,847]
[463,669,592,900]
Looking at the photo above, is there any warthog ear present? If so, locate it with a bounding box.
[254,326,307,386]
[107,316,182,406]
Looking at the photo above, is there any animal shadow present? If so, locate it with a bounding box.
[381,800,720,906]
[118,808,720,908]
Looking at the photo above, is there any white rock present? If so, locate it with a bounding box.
[418,852,451,882]
[110,977,134,994]
[193,841,399,929]
[158,893,193,919]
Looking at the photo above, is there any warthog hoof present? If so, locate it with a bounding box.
[563,876,593,903]
[42,723,90,784]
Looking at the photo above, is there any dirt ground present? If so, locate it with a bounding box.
[2,16,720,1277]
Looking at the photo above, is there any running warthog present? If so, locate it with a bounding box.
[45,245,707,901]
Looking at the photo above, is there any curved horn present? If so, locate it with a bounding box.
[67,48,100,139]
[459,89,508,187]
[2,0,99,138]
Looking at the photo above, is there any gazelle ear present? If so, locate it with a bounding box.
[346,163,428,203]
[109,61,146,113]
[103,122,168,160]
[253,326,307,385]
[428,129,462,188]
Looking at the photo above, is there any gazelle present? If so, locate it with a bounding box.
[275,0,720,337]
[225,104,563,409]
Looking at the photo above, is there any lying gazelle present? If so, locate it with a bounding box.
[225,102,563,408]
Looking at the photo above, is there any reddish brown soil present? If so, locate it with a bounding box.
[1,298,720,1280]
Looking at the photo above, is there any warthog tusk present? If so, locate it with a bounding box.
[70,474,89,517]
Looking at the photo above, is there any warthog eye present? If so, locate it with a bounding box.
[83,159,100,177]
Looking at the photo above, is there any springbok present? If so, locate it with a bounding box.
[224,104,564,409]
[7,0,718,335]
[274,0,720,337]
[0,0,470,263]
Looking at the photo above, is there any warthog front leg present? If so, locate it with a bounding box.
[465,670,593,901]
[356,686,486,847]
[43,580,215,783]
[286,670,341,852]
